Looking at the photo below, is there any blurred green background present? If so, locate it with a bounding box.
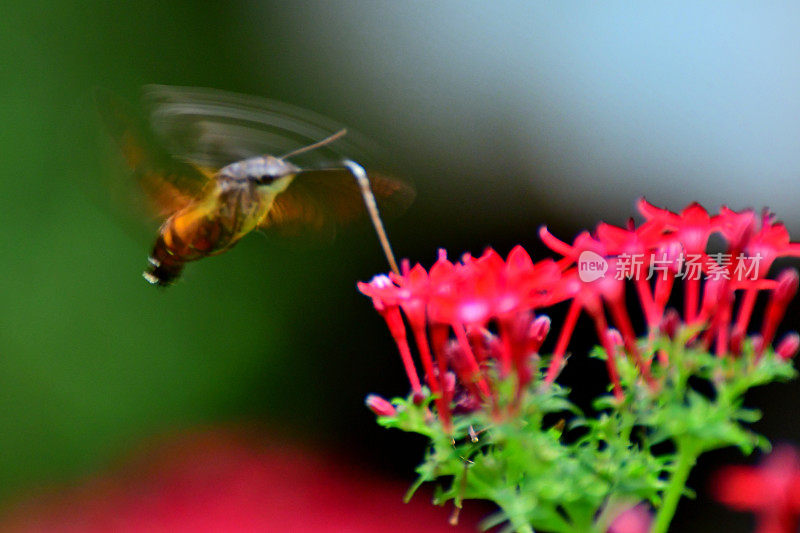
[3,2,800,531]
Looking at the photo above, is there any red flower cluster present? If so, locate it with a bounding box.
[360,200,800,418]
[540,200,800,397]
[359,247,564,428]
[712,445,800,533]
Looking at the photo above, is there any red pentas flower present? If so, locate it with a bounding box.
[537,200,800,393]
[358,246,566,429]
[636,200,714,256]
[538,227,655,398]
[359,200,800,533]
[712,445,800,533]
[361,200,800,423]
[637,199,716,324]
[596,219,678,328]
[745,211,800,273]
[359,274,424,398]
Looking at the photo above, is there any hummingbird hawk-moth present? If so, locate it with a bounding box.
[95,85,413,286]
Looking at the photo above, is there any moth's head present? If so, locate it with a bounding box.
[220,156,301,186]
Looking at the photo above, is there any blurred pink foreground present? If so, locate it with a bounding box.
[0,428,478,532]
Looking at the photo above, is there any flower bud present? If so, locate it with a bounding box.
[442,371,456,397]
[776,332,800,360]
[659,308,680,339]
[775,268,799,304]
[729,327,744,355]
[761,268,800,350]
[412,390,427,405]
[365,394,396,417]
[529,315,551,344]
[606,328,624,348]
[751,334,764,356]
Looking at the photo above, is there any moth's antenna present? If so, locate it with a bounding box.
[342,159,400,276]
[280,129,348,160]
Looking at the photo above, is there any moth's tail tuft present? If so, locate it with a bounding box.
[143,238,185,287]
[143,262,184,287]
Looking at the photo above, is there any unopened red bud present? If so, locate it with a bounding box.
[751,334,764,356]
[775,269,799,304]
[776,333,800,360]
[529,315,551,343]
[365,394,396,417]
[761,269,800,352]
[729,328,744,355]
[660,308,680,339]
[412,390,427,405]
[606,328,624,347]
[442,371,456,396]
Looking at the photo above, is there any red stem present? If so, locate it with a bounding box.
[410,321,451,430]
[545,299,582,384]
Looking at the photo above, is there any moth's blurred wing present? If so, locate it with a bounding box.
[258,169,415,238]
[143,85,384,169]
[94,88,211,217]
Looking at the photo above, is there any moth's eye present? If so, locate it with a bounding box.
[250,174,274,184]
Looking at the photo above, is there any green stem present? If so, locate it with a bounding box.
[495,496,539,533]
[651,439,700,533]
[500,508,533,533]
